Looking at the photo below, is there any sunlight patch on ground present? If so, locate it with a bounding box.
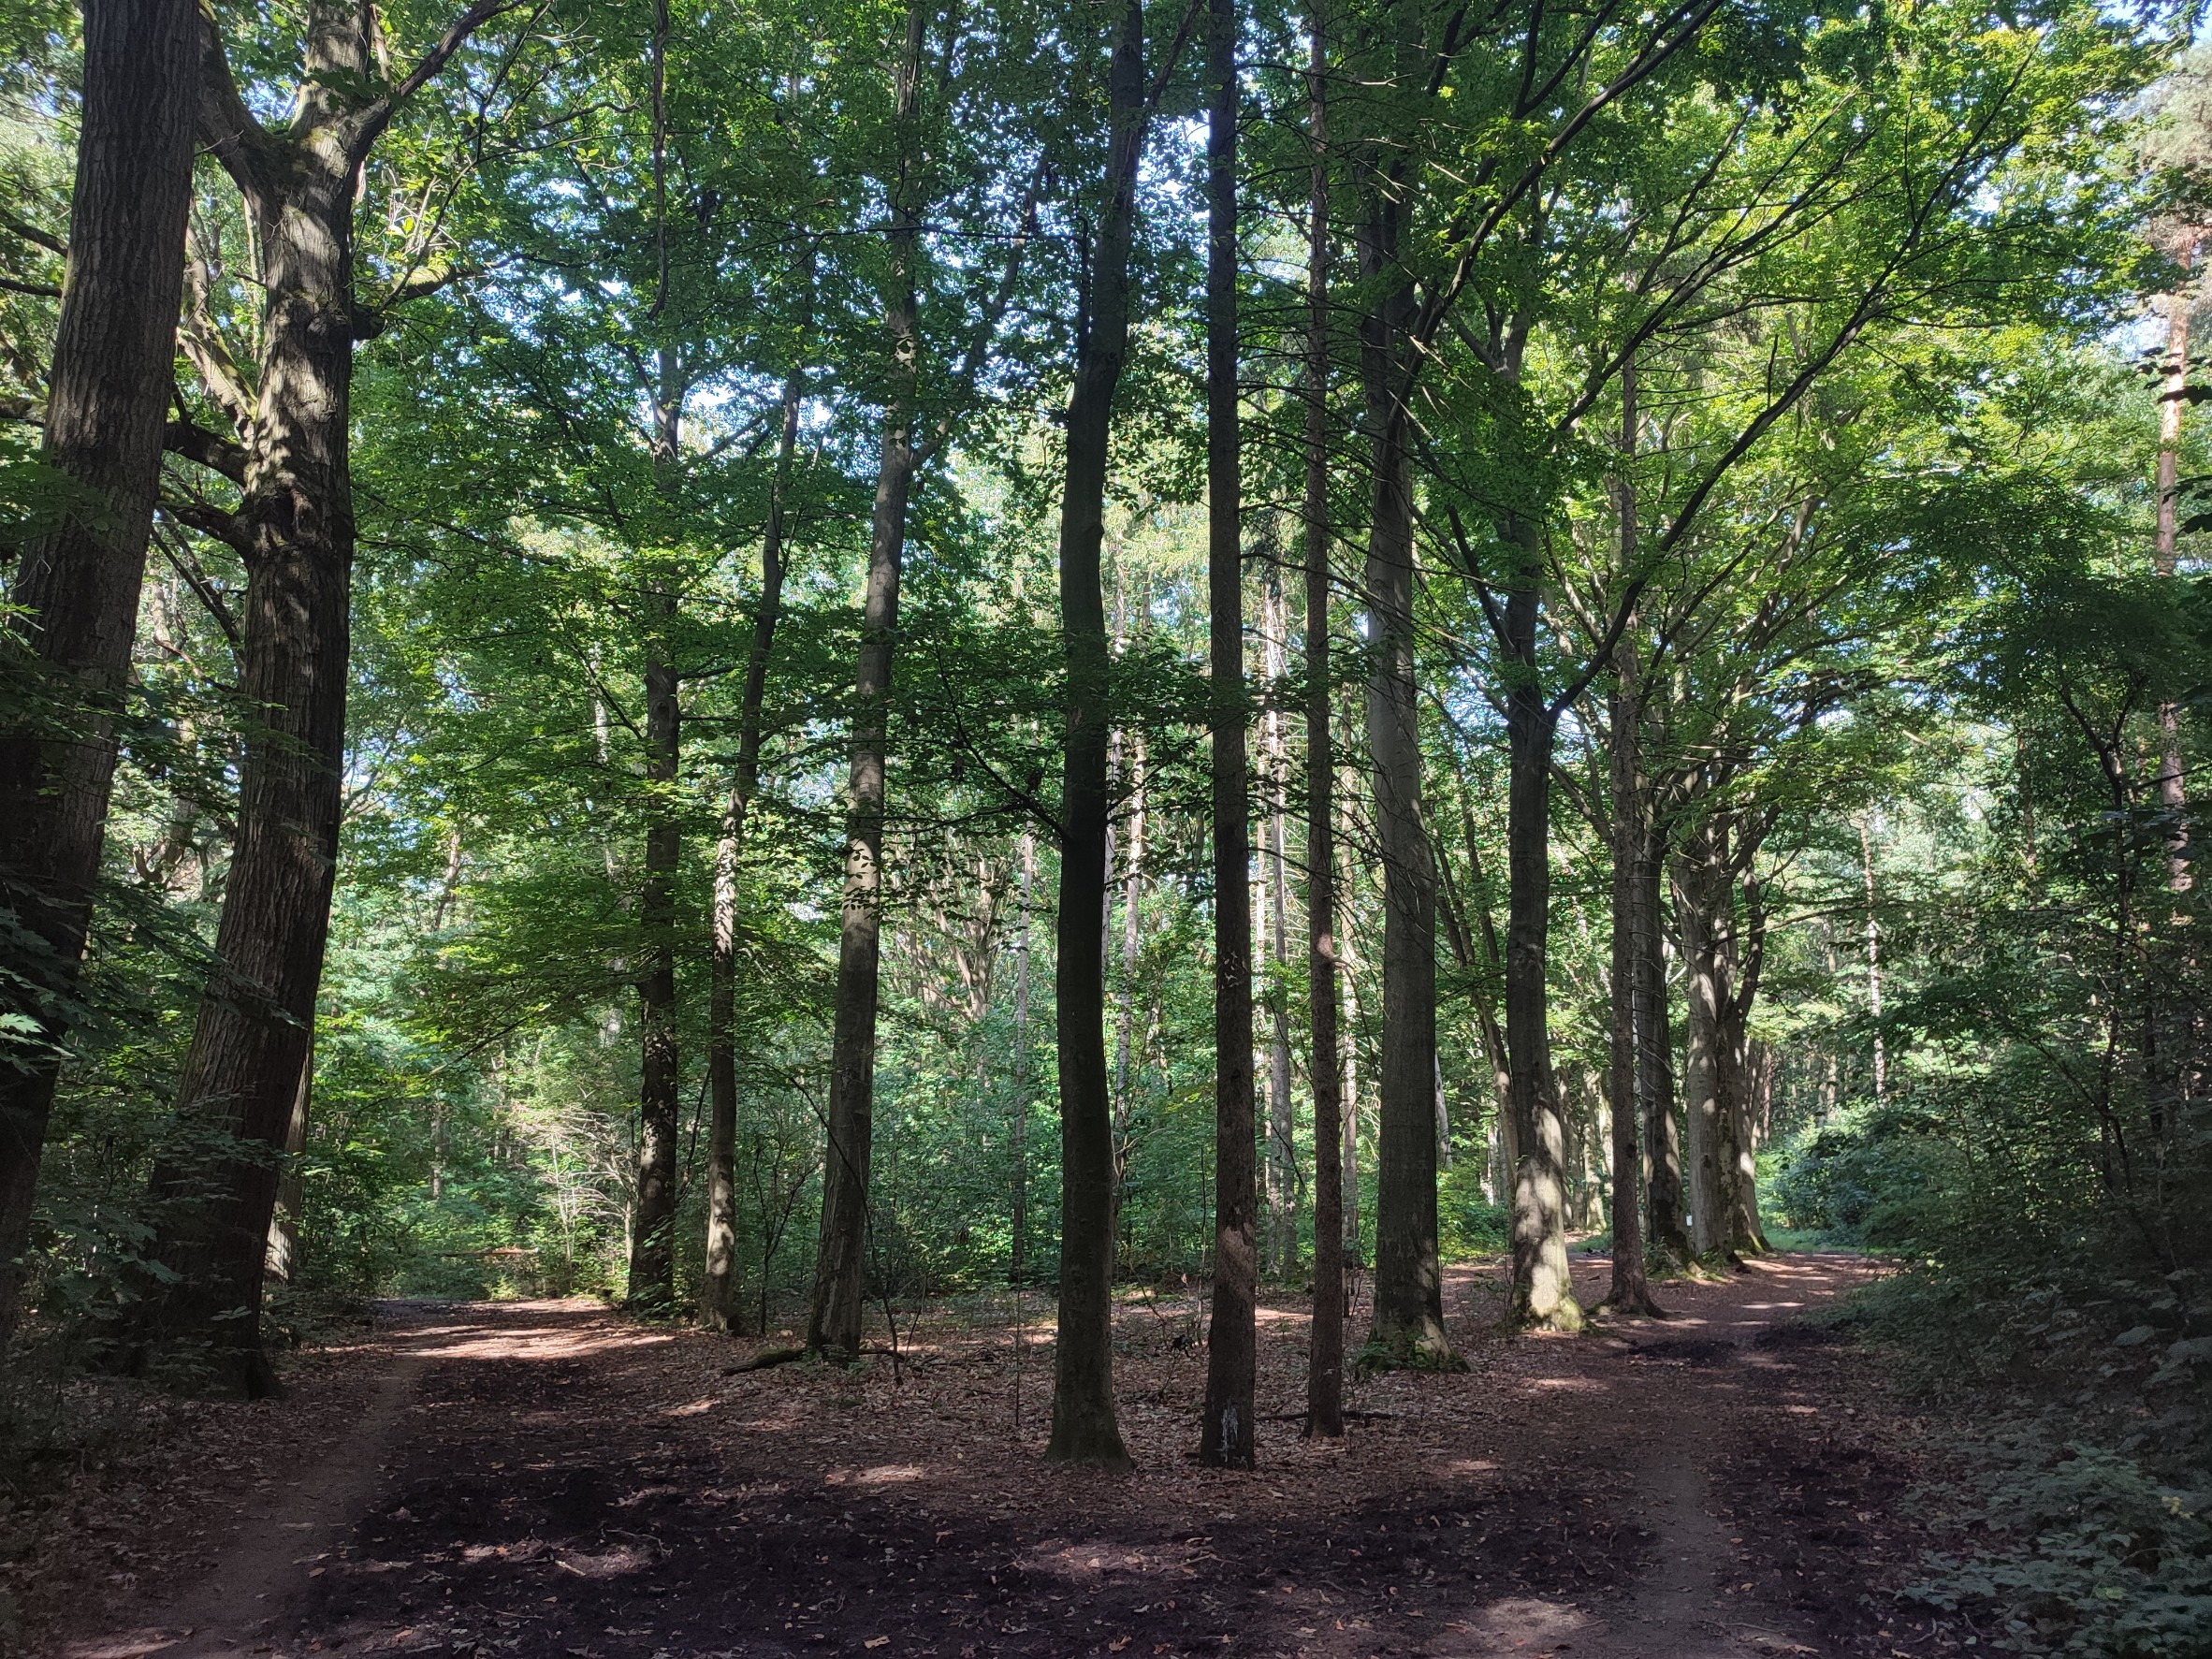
[408,1324,669,1361]
[826,1463,929,1487]
[1526,1375,1609,1392]
[555,1544,654,1578]
[1442,1595,1593,1652]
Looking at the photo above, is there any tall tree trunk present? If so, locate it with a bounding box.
[1338,892,1363,1265]
[0,0,197,1343]
[1302,0,1344,1436]
[1201,0,1257,1470]
[1355,117,1448,1366]
[1602,362,1662,1316]
[630,349,688,1316]
[1675,849,1728,1260]
[2156,243,2195,892]
[1638,814,1691,1261]
[1263,567,1297,1277]
[1011,831,1034,1285]
[1047,0,1147,1470]
[1858,814,1885,1105]
[1719,869,1770,1255]
[135,9,418,1394]
[1114,733,1145,1111]
[1504,568,1580,1332]
[704,343,805,1332]
[808,0,926,1361]
[630,583,682,1313]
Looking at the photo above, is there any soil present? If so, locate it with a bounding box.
[36,1253,1969,1659]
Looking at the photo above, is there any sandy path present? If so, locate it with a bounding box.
[50,1256,1936,1659]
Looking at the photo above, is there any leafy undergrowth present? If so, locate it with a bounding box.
[1910,1433,2212,1657]
[1839,1269,2212,1656]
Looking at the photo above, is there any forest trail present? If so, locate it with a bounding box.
[47,1254,1949,1659]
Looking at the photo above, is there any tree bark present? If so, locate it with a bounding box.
[1602,361,1662,1316]
[1359,319,1448,1360]
[1504,558,1580,1332]
[1263,568,1297,1277]
[262,1038,313,1290]
[1047,0,1147,1470]
[1338,891,1364,1265]
[1011,831,1034,1286]
[704,345,805,1332]
[1718,871,1769,1255]
[630,582,682,1314]
[1302,1,1343,1435]
[1201,0,1257,1470]
[1638,814,1691,1262]
[808,0,926,1361]
[137,6,474,1393]
[1675,846,1729,1260]
[0,0,197,1343]
[2156,244,2195,894]
[1858,814,1885,1107]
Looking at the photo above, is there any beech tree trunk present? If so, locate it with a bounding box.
[1638,818,1691,1262]
[630,584,682,1314]
[1859,815,1885,1106]
[1201,0,1257,1470]
[1011,832,1034,1285]
[1359,331,1448,1359]
[808,0,926,1361]
[703,350,804,1332]
[1047,0,1147,1470]
[1504,567,1580,1332]
[1302,2,1344,1434]
[0,0,197,1343]
[2156,249,2194,893]
[1602,669,1652,1303]
[1718,874,1770,1256]
[1675,846,1729,1260]
[1603,364,1662,1316]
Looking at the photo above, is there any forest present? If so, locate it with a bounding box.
[3,0,2212,1652]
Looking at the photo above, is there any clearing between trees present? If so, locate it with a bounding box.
[38,1255,1958,1659]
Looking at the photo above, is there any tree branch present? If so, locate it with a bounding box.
[165,417,250,484]
[0,209,65,259]
[347,0,532,165]
[196,14,279,211]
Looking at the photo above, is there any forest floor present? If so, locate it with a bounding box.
[27,1252,1976,1659]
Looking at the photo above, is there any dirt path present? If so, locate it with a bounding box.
[48,1255,1957,1659]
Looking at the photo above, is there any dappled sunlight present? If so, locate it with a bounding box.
[405,1322,670,1361]
[826,1463,930,1487]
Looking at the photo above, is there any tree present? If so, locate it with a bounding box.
[1048,0,1163,1471]
[0,0,197,1343]
[130,0,524,1394]
[1302,0,1346,1434]
[808,0,931,1362]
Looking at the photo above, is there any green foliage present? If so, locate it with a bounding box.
[1912,1433,2212,1657]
